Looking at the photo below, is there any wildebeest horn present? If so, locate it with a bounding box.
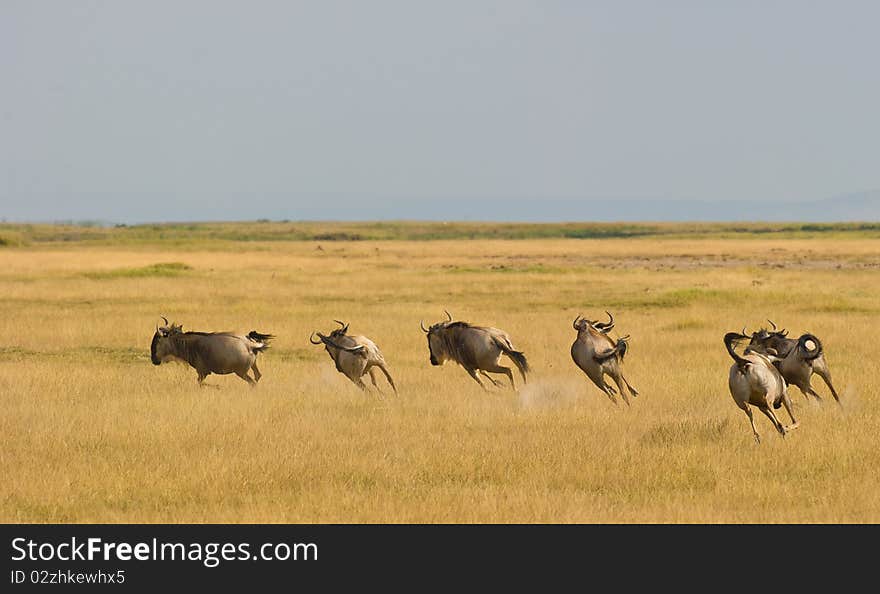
[309,332,322,345]
[596,311,615,332]
[444,310,453,322]
[420,320,429,333]
[319,334,365,353]
[768,319,777,331]
[742,327,748,337]
[161,316,169,326]
[573,315,582,330]
[334,319,349,333]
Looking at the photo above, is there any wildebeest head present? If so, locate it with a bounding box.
[572,311,615,334]
[309,321,364,358]
[151,316,183,365]
[748,319,791,354]
[420,310,456,366]
[328,319,349,340]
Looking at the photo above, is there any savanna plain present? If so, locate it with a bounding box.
[1,222,878,523]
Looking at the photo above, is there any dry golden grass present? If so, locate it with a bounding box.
[1,234,879,522]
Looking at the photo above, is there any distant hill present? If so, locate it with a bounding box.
[341,190,880,223]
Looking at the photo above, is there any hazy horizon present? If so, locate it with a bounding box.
[3,2,879,223]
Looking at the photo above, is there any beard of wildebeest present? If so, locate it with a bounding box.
[426,323,473,367]
[150,332,161,365]
[427,332,445,366]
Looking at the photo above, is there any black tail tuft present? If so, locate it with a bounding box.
[507,350,530,383]
[797,333,823,360]
[616,335,630,361]
[247,331,275,349]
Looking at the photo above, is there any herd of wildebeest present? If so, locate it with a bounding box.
[150,311,841,443]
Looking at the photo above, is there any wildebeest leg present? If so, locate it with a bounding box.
[801,383,824,404]
[609,374,630,407]
[758,405,786,438]
[481,363,516,390]
[197,371,220,389]
[367,368,386,398]
[465,368,488,391]
[781,392,799,430]
[376,363,398,395]
[622,375,639,397]
[479,371,502,387]
[812,362,841,404]
[251,361,262,383]
[741,404,760,444]
[343,371,368,391]
[235,371,257,386]
[593,377,618,405]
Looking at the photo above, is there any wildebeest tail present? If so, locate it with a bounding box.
[247,331,275,351]
[797,333,823,360]
[618,335,630,361]
[494,337,529,383]
[723,332,750,371]
[594,335,630,362]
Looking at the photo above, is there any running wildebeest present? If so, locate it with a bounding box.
[150,317,274,386]
[310,320,398,394]
[571,312,639,406]
[725,330,798,443]
[748,320,841,404]
[420,310,529,390]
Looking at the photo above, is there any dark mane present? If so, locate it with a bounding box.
[180,330,235,337]
[432,323,480,369]
[440,321,472,330]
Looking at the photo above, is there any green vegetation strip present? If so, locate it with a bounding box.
[2,221,880,246]
[82,262,192,279]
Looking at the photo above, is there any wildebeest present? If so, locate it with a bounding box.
[748,320,841,404]
[725,330,798,443]
[420,310,529,390]
[571,312,639,406]
[151,317,274,386]
[310,320,398,394]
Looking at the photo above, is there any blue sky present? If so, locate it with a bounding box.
[2,1,878,222]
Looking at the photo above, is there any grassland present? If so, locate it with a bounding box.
[1,222,878,522]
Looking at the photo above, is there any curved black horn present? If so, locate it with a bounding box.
[573,315,582,331]
[334,319,349,333]
[768,319,777,331]
[161,316,169,326]
[742,327,748,337]
[420,320,429,333]
[309,332,322,345]
[596,311,615,333]
[444,310,453,322]
[320,335,365,353]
